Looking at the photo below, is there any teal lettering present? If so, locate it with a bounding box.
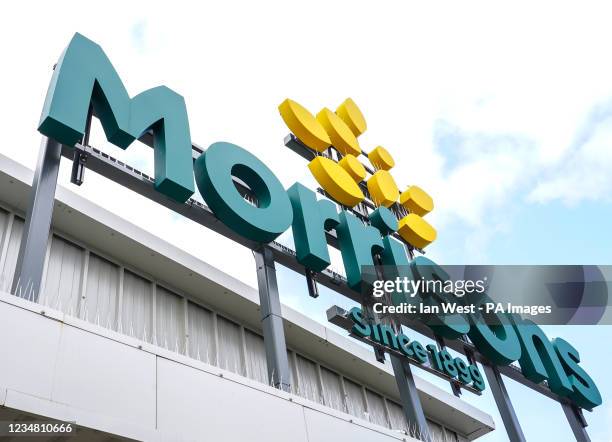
[513,317,573,397]
[369,206,398,235]
[397,333,413,357]
[349,307,371,338]
[194,142,293,243]
[411,256,470,339]
[378,324,400,350]
[39,33,194,202]
[553,338,602,409]
[336,211,384,290]
[467,303,522,365]
[287,183,339,272]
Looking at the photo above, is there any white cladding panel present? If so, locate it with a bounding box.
[0,300,61,399]
[303,408,404,442]
[51,322,157,430]
[156,357,310,442]
[0,295,422,442]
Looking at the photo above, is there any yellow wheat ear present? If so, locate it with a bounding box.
[278,99,330,152]
[308,157,364,207]
[367,170,399,208]
[316,108,361,156]
[336,98,367,136]
[369,146,395,171]
[278,97,437,248]
[401,186,434,216]
[398,214,437,249]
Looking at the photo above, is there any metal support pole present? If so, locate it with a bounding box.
[361,301,429,441]
[482,363,526,442]
[561,402,590,442]
[254,247,291,392]
[435,334,461,397]
[390,355,431,441]
[11,137,62,300]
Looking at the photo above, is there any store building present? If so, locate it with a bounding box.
[0,153,494,441]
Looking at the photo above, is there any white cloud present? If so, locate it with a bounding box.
[529,102,612,205]
[591,402,612,442]
[3,0,612,268]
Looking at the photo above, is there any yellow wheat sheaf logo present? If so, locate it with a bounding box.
[278,98,437,249]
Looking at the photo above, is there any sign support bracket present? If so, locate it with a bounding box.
[362,303,431,441]
[561,402,591,442]
[482,362,526,442]
[390,355,432,441]
[12,136,62,300]
[70,104,92,186]
[254,247,292,392]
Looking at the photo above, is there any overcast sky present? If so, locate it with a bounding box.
[2,1,612,441]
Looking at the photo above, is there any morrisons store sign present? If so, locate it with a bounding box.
[37,33,602,417]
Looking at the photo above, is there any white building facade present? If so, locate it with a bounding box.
[0,153,494,441]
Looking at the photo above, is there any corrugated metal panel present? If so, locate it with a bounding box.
[366,389,388,427]
[187,301,216,365]
[446,430,459,442]
[320,366,344,412]
[1,216,23,293]
[244,330,268,385]
[84,253,119,330]
[287,350,296,390]
[156,285,186,354]
[217,316,244,375]
[427,419,446,441]
[344,378,367,421]
[121,270,153,343]
[0,208,9,291]
[42,235,83,316]
[386,399,407,432]
[296,355,321,403]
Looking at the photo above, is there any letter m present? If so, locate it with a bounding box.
[38,33,194,202]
